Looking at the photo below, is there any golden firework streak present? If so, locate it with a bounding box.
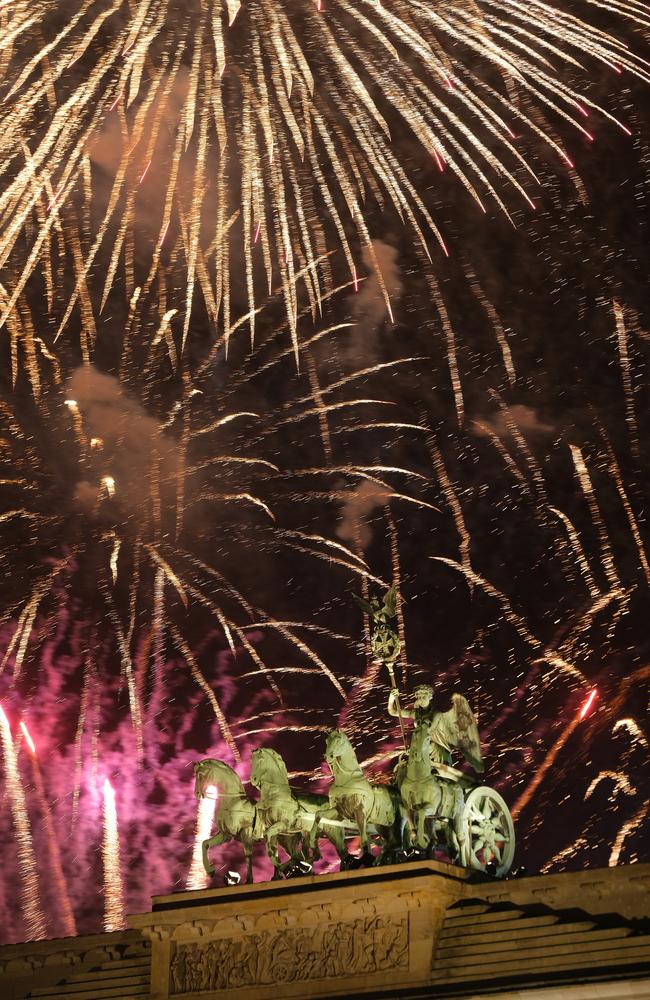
[0,706,46,940]
[102,779,125,932]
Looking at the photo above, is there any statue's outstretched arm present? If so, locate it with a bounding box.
[388,688,414,720]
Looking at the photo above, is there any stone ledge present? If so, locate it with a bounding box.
[1,861,649,1000]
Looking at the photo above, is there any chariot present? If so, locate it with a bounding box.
[424,761,515,877]
[193,587,516,882]
[194,715,516,882]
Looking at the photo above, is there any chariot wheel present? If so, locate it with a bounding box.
[460,786,515,877]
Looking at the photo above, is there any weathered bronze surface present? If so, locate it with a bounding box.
[194,587,515,881]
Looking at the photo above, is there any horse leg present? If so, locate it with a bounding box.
[395,803,409,858]
[309,807,338,853]
[202,831,227,876]
[354,805,373,865]
[450,793,466,864]
[280,833,304,876]
[263,821,286,879]
[416,808,428,850]
[446,820,460,862]
[373,825,395,865]
[404,806,417,851]
[306,824,322,863]
[244,839,254,884]
[323,820,355,870]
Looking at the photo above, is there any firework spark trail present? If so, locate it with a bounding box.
[186,784,217,891]
[336,521,380,735]
[556,589,627,666]
[599,430,650,588]
[472,421,530,489]
[609,800,649,866]
[511,715,580,821]
[305,350,333,465]
[569,445,621,591]
[462,260,515,385]
[489,390,549,504]
[511,689,597,820]
[540,836,590,872]
[19,722,76,937]
[102,779,124,932]
[168,623,240,762]
[427,433,473,586]
[385,505,408,686]
[0,705,46,940]
[612,300,640,461]
[1,0,647,350]
[614,718,649,749]
[423,267,464,425]
[72,657,93,824]
[585,769,637,799]
[549,507,600,598]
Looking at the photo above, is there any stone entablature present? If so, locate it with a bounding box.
[0,928,150,999]
[170,914,408,994]
[1,861,649,999]
[130,859,469,999]
[481,860,650,918]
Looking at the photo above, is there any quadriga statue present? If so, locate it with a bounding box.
[193,588,515,881]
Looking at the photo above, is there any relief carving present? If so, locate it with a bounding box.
[170,915,408,994]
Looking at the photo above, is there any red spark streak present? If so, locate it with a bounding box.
[579,688,598,720]
[19,720,36,756]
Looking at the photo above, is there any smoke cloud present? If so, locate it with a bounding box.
[67,366,175,517]
[336,480,392,551]
[473,403,553,439]
[340,240,403,366]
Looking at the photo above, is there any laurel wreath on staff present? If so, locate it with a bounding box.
[354,584,407,749]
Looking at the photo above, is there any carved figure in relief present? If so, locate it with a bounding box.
[169,917,409,994]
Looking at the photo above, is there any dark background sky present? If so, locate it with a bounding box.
[0,0,648,944]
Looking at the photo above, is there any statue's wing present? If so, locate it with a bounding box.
[431,694,484,773]
[382,584,398,619]
[353,593,375,617]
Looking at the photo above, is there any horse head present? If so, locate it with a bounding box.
[194,758,238,799]
[250,747,288,789]
[324,729,355,768]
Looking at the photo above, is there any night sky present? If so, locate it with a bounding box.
[0,0,648,944]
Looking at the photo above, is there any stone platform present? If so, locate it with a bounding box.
[128,859,650,1000]
[1,860,650,999]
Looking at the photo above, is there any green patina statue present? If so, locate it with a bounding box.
[194,586,516,882]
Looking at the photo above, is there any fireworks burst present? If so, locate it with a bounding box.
[20,721,77,937]
[187,784,217,891]
[102,778,124,932]
[0,0,648,950]
[0,705,46,940]
[0,0,647,354]
[0,274,435,762]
